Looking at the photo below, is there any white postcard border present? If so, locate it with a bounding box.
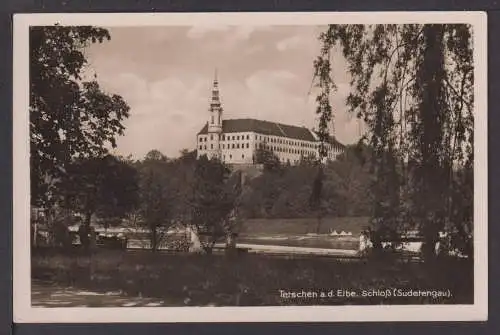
[13,11,488,323]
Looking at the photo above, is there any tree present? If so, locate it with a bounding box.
[308,162,325,233]
[254,146,281,172]
[330,144,374,217]
[60,155,139,249]
[136,150,176,252]
[314,24,474,257]
[190,156,239,253]
[30,25,130,210]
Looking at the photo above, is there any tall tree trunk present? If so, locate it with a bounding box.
[416,25,446,261]
[315,214,322,235]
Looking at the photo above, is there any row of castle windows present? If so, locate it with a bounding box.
[199,134,251,142]
[199,134,342,152]
[206,151,333,164]
[220,153,301,165]
[199,143,251,150]
[223,154,244,160]
[198,143,321,157]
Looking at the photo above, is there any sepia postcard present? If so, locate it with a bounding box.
[13,11,488,323]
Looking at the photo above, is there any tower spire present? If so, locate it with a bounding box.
[210,68,221,109]
[208,69,223,134]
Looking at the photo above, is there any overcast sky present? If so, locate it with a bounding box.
[84,25,363,159]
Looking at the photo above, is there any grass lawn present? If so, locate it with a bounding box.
[32,248,473,307]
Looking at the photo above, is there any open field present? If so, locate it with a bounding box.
[62,216,368,251]
[237,234,359,250]
[238,217,370,235]
[32,248,473,307]
[124,234,360,252]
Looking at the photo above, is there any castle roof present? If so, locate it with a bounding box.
[198,118,344,148]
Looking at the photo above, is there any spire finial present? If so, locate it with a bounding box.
[210,68,221,107]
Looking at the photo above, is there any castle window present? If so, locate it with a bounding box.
[242,154,245,159]
[222,135,225,141]
[211,116,214,124]
[210,135,213,140]
[199,145,202,150]
[255,135,257,140]
[211,144,213,149]
[230,154,232,159]
[237,143,240,149]
[237,136,240,140]
[246,135,249,140]
[232,136,235,140]
[246,143,249,148]
[222,144,225,149]
[204,145,207,150]
[232,144,235,149]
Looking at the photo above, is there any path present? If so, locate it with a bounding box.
[31,280,166,307]
[215,243,360,257]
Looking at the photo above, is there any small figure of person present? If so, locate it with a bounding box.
[78,223,90,251]
[226,232,237,249]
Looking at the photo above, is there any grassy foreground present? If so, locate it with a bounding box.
[32,248,473,306]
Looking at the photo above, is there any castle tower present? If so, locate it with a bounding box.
[208,69,223,133]
[207,70,223,159]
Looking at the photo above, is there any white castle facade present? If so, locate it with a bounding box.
[196,74,345,165]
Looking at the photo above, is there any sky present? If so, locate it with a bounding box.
[84,25,363,159]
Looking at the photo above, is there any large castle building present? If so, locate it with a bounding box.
[196,73,345,165]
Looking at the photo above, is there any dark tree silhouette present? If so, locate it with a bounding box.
[60,155,139,249]
[190,156,239,253]
[136,150,175,252]
[314,24,474,257]
[30,25,130,210]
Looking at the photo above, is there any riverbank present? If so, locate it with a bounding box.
[32,248,473,307]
